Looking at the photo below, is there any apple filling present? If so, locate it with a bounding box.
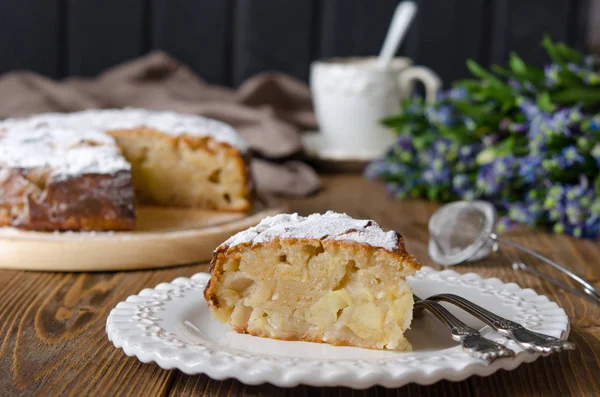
[208,239,415,350]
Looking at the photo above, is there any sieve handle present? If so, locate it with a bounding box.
[491,234,600,307]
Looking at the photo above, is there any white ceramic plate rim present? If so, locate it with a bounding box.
[106,267,570,389]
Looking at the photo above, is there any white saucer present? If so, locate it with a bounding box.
[301,133,384,171]
[106,267,571,389]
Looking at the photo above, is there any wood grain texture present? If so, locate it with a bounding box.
[0,0,593,87]
[318,0,400,59]
[0,175,599,396]
[406,0,489,85]
[489,0,573,67]
[0,204,283,272]
[234,0,317,85]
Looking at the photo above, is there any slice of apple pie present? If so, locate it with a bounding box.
[204,211,422,350]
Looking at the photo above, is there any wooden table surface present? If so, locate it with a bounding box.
[1,175,599,397]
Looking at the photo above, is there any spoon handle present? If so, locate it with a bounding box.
[377,1,418,69]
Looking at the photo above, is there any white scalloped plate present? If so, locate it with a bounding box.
[106,267,571,389]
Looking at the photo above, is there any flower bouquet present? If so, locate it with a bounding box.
[366,37,600,238]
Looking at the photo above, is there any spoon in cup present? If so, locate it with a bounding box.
[377,1,418,69]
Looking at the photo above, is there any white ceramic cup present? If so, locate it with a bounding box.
[310,57,441,156]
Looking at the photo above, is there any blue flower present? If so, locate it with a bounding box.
[425,104,453,126]
[519,98,542,120]
[434,139,450,155]
[396,135,414,151]
[481,134,499,148]
[565,199,584,224]
[567,63,582,73]
[511,122,527,133]
[518,156,543,183]
[418,149,434,164]
[476,164,501,194]
[544,184,565,209]
[461,190,476,200]
[496,215,513,233]
[364,160,407,179]
[459,144,476,159]
[364,52,600,239]
[508,202,536,225]
[452,174,469,191]
[565,177,589,200]
[509,79,521,90]
[500,116,527,133]
[584,55,600,68]
[542,109,572,136]
[548,206,564,222]
[386,162,407,175]
[550,145,584,169]
[463,117,476,131]
[568,107,583,123]
[588,116,600,132]
[423,166,450,185]
[492,155,515,176]
[525,81,536,91]
[476,156,515,195]
[562,146,583,165]
[448,86,468,100]
[405,103,422,115]
[364,160,386,179]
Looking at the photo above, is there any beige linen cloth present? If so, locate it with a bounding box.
[0,52,320,196]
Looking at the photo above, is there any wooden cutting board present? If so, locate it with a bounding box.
[0,199,284,271]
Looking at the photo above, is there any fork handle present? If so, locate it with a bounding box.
[428,293,575,353]
[414,299,515,361]
[414,299,477,341]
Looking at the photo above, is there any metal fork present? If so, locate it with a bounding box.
[413,295,515,362]
[426,293,576,353]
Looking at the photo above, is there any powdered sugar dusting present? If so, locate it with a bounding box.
[0,124,130,177]
[220,211,400,252]
[0,108,247,178]
[0,108,247,151]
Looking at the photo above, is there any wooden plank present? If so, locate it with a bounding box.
[567,0,591,52]
[0,0,60,77]
[0,267,199,396]
[66,0,144,76]
[318,0,400,59]
[151,0,232,86]
[490,0,572,68]
[235,0,316,85]
[406,0,489,86]
[589,0,600,53]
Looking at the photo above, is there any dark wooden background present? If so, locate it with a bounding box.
[0,0,592,87]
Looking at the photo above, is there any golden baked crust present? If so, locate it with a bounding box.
[204,213,421,350]
[0,168,135,231]
[0,109,252,231]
